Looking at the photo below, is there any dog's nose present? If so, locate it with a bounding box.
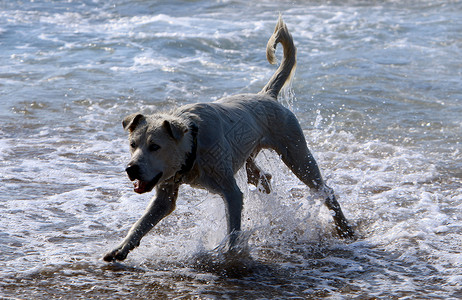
[125,164,140,181]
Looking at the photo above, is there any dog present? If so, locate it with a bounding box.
[103,16,354,262]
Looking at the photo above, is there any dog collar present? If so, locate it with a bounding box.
[178,123,198,176]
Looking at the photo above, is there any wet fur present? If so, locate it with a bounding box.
[104,16,354,262]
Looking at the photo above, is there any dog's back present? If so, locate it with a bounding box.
[177,16,298,176]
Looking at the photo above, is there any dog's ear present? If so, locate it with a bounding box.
[123,113,145,132]
[163,120,187,141]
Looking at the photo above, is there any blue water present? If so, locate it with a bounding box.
[1,1,461,298]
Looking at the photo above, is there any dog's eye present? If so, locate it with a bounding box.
[130,141,137,149]
[149,143,161,152]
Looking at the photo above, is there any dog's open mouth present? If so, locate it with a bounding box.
[133,172,163,194]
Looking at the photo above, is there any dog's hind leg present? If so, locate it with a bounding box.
[283,146,354,238]
[318,184,355,238]
[272,120,354,238]
[246,157,272,194]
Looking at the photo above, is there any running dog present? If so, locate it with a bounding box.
[104,16,354,262]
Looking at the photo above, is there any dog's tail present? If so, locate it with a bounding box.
[259,15,297,99]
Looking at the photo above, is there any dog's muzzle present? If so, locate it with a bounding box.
[125,164,140,181]
[125,164,163,194]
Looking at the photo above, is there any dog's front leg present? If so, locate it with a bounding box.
[221,182,244,249]
[103,181,179,262]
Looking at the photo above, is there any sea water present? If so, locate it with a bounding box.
[1,0,461,298]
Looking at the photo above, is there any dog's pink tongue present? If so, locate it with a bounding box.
[133,180,146,193]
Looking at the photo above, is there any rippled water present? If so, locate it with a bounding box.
[1,0,461,298]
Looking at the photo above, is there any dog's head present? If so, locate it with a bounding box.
[122,113,191,194]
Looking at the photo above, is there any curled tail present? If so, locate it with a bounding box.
[260,15,297,99]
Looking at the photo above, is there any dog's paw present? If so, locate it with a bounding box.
[336,224,356,240]
[103,248,129,262]
[258,173,272,194]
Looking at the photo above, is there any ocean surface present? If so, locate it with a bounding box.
[1,0,461,298]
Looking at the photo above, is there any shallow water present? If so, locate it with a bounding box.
[1,0,461,299]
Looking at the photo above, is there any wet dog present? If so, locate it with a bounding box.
[104,16,354,262]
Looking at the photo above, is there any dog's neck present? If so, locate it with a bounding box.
[178,123,198,176]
